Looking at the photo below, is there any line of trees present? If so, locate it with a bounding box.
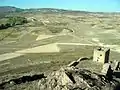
[0,16,27,30]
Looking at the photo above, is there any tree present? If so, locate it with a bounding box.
[7,16,27,26]
[0,16,28,30]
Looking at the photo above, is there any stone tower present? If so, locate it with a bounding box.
[93,47,110,63]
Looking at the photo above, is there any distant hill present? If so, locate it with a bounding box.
[23,8,91,14]
[0,6,24,18]
[0,6,90,14]
[0,6,23,13]
[0,6,112,14]
[0,6,119,18]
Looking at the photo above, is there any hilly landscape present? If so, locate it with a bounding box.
[0,6,120,90]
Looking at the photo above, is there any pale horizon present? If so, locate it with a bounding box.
[0,0,120,12]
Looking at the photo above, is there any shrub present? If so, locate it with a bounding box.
[7,16,27,26]
[0,16,27,30]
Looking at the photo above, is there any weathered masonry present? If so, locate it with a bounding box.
[93,47,110,63]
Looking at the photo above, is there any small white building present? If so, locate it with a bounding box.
[93,47,110,63]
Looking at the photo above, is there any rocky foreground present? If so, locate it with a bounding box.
[0,59,120,90]
[38,66,120,90]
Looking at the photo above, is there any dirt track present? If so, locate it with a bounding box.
[0,53,24,61]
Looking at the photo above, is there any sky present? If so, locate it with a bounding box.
[0,0,120,12]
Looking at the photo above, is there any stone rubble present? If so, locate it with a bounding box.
[38,66,119,90]
[101,63,113,77]
[113,60,120,71]
[37,56,120,90]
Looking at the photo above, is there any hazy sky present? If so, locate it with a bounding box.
[0,0,120,12]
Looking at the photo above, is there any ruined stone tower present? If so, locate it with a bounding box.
[93,47,110,63]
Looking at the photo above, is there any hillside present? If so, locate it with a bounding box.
[0,6,23,13]
[0,6,119,16]
[0,6,23,18]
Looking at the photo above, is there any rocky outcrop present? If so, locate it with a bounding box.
[68,57,89,67]
[1,58,120,90]
[38,66,119,90]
